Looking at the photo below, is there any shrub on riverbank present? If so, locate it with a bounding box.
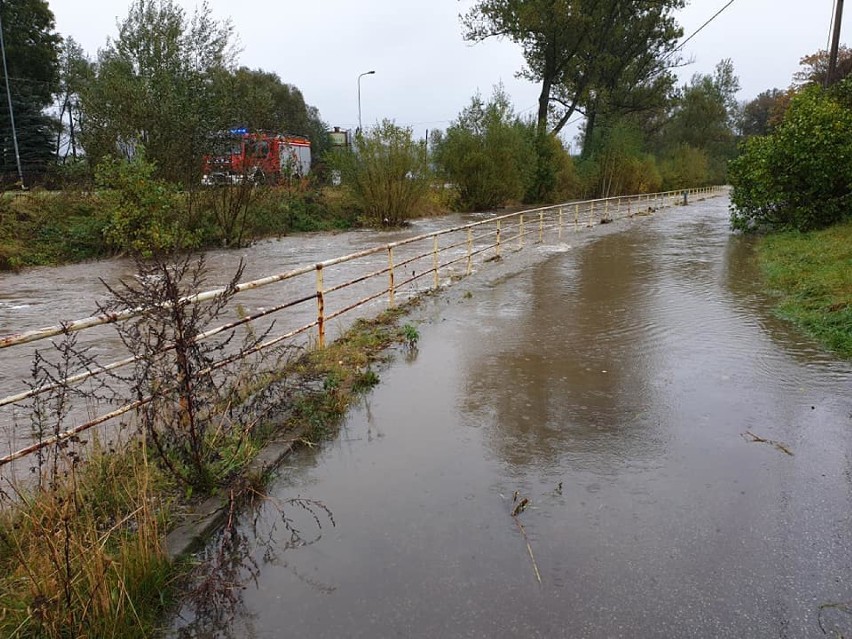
[729,82,852,232]
[0,183,358,270]
[329,120,433,226]
[757,220,852,358]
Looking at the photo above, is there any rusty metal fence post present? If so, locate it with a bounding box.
[388,246,395,308]
[496,220,502,259]
[519,214,525,249]
[466,228,473,275]
[316,263,325,348]
[558,206,564,241]
[433,236,440,289]
[539,211,544,243]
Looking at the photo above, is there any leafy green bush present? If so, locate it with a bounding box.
[96,152,197,255]
[432,87,535,211]
[525,129,581,204]
[730,83,852,232]
[330,120,431,226]
[580,122,662,197]
[47,158,95,190]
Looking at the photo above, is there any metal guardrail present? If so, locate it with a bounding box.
[0,186,723,466]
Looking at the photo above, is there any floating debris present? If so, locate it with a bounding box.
[510,491,541,585]
[511,497,529,517]
[743,431,794,456]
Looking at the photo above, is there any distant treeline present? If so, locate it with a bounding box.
[1,0,850,267]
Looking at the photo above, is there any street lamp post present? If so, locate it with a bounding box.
[357,70,376,135]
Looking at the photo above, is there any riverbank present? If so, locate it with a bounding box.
[0,187,362,271]
[0,185,521,272]
[757,219,852,358]
[0,303,421,638]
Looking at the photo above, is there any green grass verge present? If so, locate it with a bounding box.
[757,219,852,358]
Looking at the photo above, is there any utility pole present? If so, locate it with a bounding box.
[826,0,845,87]
[0,1,25,189]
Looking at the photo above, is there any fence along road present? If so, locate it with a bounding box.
[0,188,723,469]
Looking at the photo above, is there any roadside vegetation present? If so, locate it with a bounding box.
[0,174,358,270]
[756,221,852,358]
[729,55,852,357]
[0,251,423,637]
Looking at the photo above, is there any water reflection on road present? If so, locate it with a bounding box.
[169,197,852,638]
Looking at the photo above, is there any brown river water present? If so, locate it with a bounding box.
[160,196,852,638]
[0,211,500,462]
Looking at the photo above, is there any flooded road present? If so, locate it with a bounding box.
[167,195,852,638]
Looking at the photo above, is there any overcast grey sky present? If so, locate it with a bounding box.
[49,1,848,148]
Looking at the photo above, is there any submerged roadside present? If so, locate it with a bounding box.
[756,219,852,358]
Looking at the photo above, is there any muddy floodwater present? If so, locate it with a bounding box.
[167,195,846,637]
[0,211,499,459]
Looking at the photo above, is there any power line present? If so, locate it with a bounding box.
[665,0,739,60]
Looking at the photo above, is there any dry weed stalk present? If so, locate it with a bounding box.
[511,491,542,586]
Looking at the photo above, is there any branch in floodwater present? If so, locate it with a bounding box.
[743,431,794,456]
[510,492,542,586]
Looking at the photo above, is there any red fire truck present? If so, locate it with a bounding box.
[202,129,311,185]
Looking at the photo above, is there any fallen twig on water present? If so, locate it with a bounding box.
[511,492,542,585]
[743,431,794,456]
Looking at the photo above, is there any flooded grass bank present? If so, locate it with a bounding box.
[758,219,852,358]
[0,187,360,272]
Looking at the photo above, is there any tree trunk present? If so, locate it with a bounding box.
[537,76,552,135]
[581,102,598,160]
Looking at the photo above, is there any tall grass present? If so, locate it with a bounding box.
[758,219,852,357]
[0,441,175,638]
